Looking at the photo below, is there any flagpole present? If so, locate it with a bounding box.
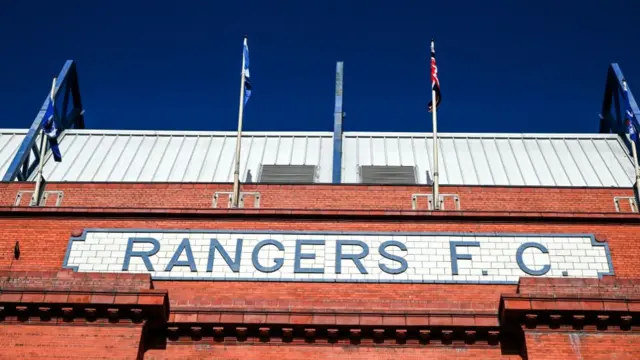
[628,136,640,210]
[431,40,440,210]
[30,77,56,207]
[432,89,440,210]
[232,37,247,208]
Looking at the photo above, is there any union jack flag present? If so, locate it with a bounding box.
[428,38,441,113]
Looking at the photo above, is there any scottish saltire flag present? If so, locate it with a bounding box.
[428,38,442,113]
[624,83,638,142]
[40,92,62,162]
[243,37,252,106]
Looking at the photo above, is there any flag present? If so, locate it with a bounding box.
[624,82,637,142]
[243,37,252,106]
[428,38,442,113]
[40,90,62,162]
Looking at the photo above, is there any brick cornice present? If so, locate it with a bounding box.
[1,206,640,223]
[499,278,640,331]
[0,271,169,325]
[159,308,502,346]
[0,289,169,324]
[169,308,499,327]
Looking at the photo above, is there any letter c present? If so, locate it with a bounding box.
[516,242,551,276]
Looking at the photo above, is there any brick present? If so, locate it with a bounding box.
[113,295,138,305]
[359,315,382,326]
[382,315,405,326]
[43,293,69,303]
[173,313,198,323]
[0,292,22,302]
[137,294,165,306]
[242,313,267,324]
[581,300,604,312]
[90,294,115,304]
[502,298,531,311]
[405,316,430,326]
[311,314,335,325]
[66,294,91,304]
[602,300,629,311]
[289,314,313,325]
[473,316,499,327]
[196,313,221,323]
[18,292,45,303]
[335,314,360,326]
[219,313,243,323]
[429,315,453,326]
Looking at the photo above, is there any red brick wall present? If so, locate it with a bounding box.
[1,217,638,314]
[144,344,521,360]
[158,281,510,313]
[0,182,633,213]
[0,324,144,360]
[524,331,640,360]
[0,182,638,359]
[2,217,638,275]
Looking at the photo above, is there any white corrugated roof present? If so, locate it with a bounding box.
[0,130,27,178]
[343,132,636,187]
[0,129,635,187]
[34,130,333,183]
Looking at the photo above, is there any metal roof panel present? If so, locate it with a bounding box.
[342,132,635,187]
[0,128,631,187]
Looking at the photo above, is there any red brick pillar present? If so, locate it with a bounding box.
[500,278,640,360]
[0,270,168,360]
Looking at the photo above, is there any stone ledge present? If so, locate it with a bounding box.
[0,270,153,292]
[154,324,504,346]
[500,277,640,331]
[2,206,640,222]
[0,289,169,324]
[516,277,640,298]
[168,309,499,328]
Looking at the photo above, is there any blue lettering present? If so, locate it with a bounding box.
[165,238,197,272]
[294,240,325,273]
[516,242,551,276]
[122,237,160,271]
[449,241,481,275]
[207,238,243,272]
[252,239,285,273]
[379,240,408,274]
[336,240,369,274]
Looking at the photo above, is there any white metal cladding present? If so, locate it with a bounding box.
[28,130,334,183]
[342,132,637,187]
[0,129,635,187]
[0,130,27,178]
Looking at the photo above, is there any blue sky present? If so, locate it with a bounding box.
[1,0,639,134]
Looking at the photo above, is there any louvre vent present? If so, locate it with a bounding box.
[259,165,317,183]
[360,166,417,184]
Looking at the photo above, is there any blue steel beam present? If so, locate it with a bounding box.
[332,62,344,184]
[3,60,85,182]
[600,64,640,150]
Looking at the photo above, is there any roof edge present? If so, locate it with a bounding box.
[0,128,622,140]
[344,131,622,139]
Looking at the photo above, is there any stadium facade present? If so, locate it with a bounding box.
[0,61,639,359]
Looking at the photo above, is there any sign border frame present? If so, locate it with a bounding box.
[62,228,615,284]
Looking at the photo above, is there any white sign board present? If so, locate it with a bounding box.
[63,229,613,284]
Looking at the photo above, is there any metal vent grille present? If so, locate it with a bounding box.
[258,165,317,183]
[360,166,417,184]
